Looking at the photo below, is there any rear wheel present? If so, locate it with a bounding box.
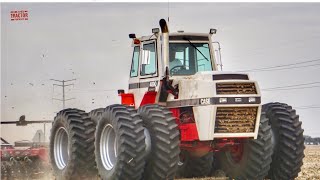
[94,104,146,180]
[183,152,214,178]
[89,108,105,124]
[50,109,96,180]
[187,152,214,178]
[216,112,273,179]
[138,104,180,180]
[263,102,305,180]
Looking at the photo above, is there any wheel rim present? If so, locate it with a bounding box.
[54,127,69,170]
[227,144,244,163]
[100,124,117,170]
[178,151,187,166]
[144,128,151,156]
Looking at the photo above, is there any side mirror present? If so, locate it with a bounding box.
[118,89,125,95]
[129,34,136,39]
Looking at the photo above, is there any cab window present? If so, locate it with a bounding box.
[141,42,157,76]
[169,43,212,75]
[130,46,140,77]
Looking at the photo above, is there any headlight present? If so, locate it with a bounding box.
[249,97,256,103]
[219,98,227,103]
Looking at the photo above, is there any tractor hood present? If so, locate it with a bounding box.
[166,71,262,141]
[172,71,250,82]
[167,71,261,102]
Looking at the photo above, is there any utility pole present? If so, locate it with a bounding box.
[51,79,76,109]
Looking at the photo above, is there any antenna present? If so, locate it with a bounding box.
[167,0,170,23]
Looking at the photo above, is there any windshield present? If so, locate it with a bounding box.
[169,43,212,76]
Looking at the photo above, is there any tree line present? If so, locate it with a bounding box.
[304,135,320,145]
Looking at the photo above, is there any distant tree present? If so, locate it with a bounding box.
[304,135,320,145]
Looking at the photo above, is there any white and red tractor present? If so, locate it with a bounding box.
[49,19,305,180]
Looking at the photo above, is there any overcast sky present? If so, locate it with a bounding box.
[1,3,320,142]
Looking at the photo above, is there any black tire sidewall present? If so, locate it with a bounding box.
[217,139,251,175]
[94,113,117,179]
[49,114,72,179]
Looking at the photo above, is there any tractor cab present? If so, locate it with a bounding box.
[126,30,220,108]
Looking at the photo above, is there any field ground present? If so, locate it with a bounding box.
[297,145,320,180]
[6,145,317,179]
[177,145,320,180]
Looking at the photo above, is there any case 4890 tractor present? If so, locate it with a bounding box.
[49,19,305,180]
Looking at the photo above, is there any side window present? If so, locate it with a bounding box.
[196,44,212,72]
[141,42,157,76]
[130,46,140,77]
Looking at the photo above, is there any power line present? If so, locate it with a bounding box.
[70,88,116,93]
[295,106,320,109]
[249,63,320,72]
[264,86,320,91]
[51,79,76,109]
[262,85,320,91]
[295,107,320,110]
[237,58,320,72]
[262,81,320,90]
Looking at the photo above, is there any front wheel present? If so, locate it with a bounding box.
[216,112,273,179]
[179,152,214,178]
[263,102,305,180]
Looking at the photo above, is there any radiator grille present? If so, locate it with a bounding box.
[215,107,257,133]
[216,82,257,95]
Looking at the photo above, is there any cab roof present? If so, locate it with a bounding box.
[138,32,210,42]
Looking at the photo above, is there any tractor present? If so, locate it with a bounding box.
[49,19,305,180]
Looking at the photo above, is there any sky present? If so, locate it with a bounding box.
[1,3,320,143]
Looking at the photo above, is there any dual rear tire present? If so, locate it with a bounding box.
[94,105,146,180]
[49,109,96,180]
[50,104,180,180]
[138,104,180,180]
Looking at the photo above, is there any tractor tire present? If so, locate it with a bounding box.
[49,109,96,180]
[183,152,214,178]
[263,102,305,180]
[216,112,273,180]
[138,104,180,180]
[175,150,189,178]
[89,108,105,124]
[94,104,146,180]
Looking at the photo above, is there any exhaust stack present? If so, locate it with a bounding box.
[159,19,169,75]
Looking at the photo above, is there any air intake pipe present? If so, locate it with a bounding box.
[159,19,169,75]
[158,19,179,100]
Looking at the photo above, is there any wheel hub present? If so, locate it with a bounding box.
[54,127,69,170]
[100,124,117,170]
[229,144,244,163]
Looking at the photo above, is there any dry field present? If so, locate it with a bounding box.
[7,145,317,179]
[178,145,320,180]
[297,145,320,180]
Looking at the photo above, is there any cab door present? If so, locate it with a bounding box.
[128,45,141,107]
[138,40,160,106]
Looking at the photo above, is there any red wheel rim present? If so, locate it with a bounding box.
[229,144,244,163]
